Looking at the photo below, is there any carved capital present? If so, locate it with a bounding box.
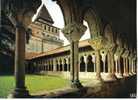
[62,22,87,42]
[6,0,41,28]
[121,49,129,58]
[88,36,106,50]
[114,46,124,56]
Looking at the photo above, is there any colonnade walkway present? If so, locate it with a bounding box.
[31,75,136,98]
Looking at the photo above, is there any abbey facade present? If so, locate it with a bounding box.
[26,5,63,53]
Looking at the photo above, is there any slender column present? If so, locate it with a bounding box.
[101,53,106,73]
[125,58,129,76]
[110,52,115,74]
[114,55,119,74]
[92,54,96,72]
[70,41,75,85]
[53,59,57,71]
[115,60,118,73]
[78,55,81,72]
[9,24,29,97]
[118,56,123,78]
[133,59,136,74]
[49,60,52,71]
[45,60,47,71]
[58,59,60,71]
[70,41,82,88]
[123,57,126,75]
[66,58,69,71]
[128,58,132,75]
[51,60,53,71]
[118,57,121,74]
[95,50,101,79]
[48,60,50,71]
[62,59,64,71]
[84,55,87,72]
[106,51,117,81]
[107,53,112,73]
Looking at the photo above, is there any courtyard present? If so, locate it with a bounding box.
[0,74,70,98]
[0,0,137,98]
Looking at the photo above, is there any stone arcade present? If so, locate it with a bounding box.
[1,0,136,98]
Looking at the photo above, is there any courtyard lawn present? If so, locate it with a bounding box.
[0,75,70,98]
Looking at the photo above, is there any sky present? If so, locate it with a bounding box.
[33,0,90,46]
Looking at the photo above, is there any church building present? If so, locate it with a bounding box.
[26,5,63,53]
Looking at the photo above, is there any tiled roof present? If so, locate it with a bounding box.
[26,39,91,60]
[26,52,41,60]
[35,5,54,24]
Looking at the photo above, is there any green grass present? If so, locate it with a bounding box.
[0,75,69,98]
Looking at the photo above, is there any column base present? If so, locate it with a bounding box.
[123,73,129,77]
[71,80,83,88]
[8,87,30,98]
[101,73,117,82]
[132,72,136,75]
[129,72,134,76]
[115,73,123,78]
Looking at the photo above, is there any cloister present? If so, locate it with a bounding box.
[1,0,137,98]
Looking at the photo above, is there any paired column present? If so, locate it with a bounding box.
[118,56,123,77]
[66,57,70,72]
[95,50,102,79]
[84,55,88,72]
[106,51,117,81]
[132,59,136,74]
[123,57,129,77]
[114,54,123,78]
[70,41,82,88]
[101,51,106,73]
[62,22,86,88]
[53,59,57,71]
[92,53,96,72]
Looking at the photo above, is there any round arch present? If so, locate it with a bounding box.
[104,24,114,44]
[82,8,102,39]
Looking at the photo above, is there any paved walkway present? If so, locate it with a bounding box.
[32,75,136,98]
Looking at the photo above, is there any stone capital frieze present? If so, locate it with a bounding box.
[88,36,107,50]
[114,46,124,56]
[62,22,87,42]
[5,0,41,28]
[121,49,129,58]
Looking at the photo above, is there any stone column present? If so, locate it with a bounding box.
[133,59,136,74]
[78,55,81,72]
[45,60,47,71]
[123,57,129,77]
[57,59,60,71]
[62,23,86,88]
[9,24,29,97]
[48,60,50,71]
[84,55,87,72]
[53,59,57,72]
[62,59,64,71]
[88,36,106,81]
[118,56,123,78]
[110,52,116,75]
[92,54,96,72]
[7,0,41,97]
[101,52,106,73]
[123,57,126,76]
[95,50,101,79]
[106,51,117,81]
[114,55,118,74]
[71,41,82,87]
[66,58,69,72]
[128,58,132,75]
